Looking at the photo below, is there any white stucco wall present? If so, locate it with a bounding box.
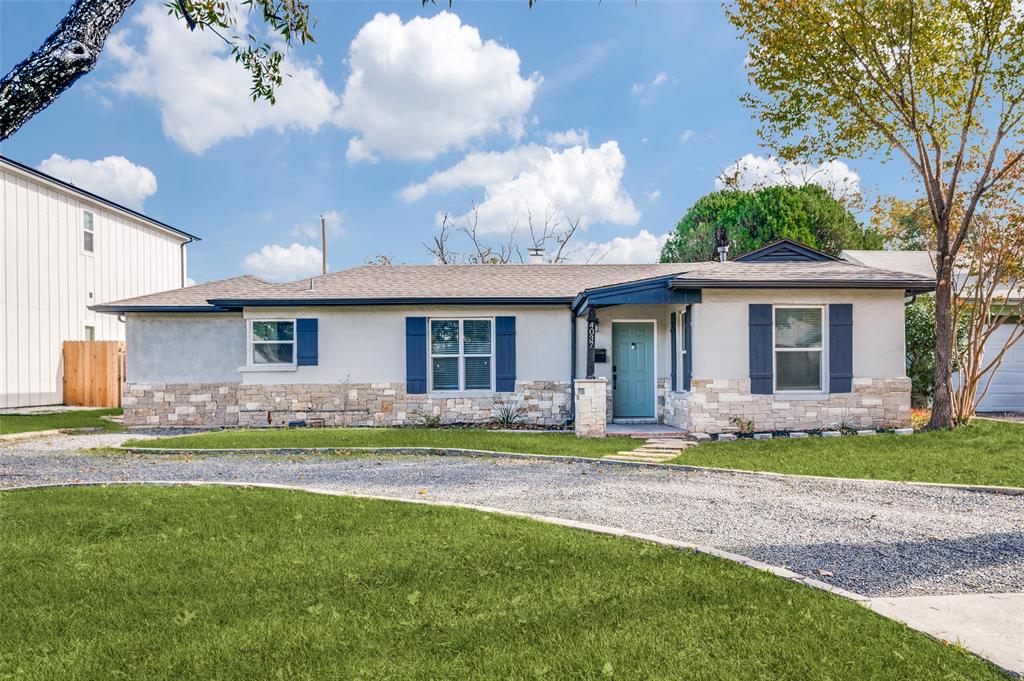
[126,313,245,383]
[238,305,572,386]
[691,289,907,381]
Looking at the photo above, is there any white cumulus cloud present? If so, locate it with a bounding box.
[401,141,640,233]
[37,154,157,210]
[336,12,541,163]
[678,129,694,143]
[575,229,669,264]
[545,128,589,147]
[243,243,323,282]
[645,189,662,201]
[105,4,338,154]
[716,154,861,202]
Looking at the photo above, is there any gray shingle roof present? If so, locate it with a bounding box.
[840,250,936,279]
[91,275,270,312]
[93,261,936,313]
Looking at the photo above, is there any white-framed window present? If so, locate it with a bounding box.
[82,210,95,253]
[773,306,824,392]
[84,325,95,341]
[429,318,493,391]
[249,320,296,366]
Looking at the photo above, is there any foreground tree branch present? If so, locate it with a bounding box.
[0,0,134,141]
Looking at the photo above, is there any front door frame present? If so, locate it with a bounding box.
[610,319,657,419]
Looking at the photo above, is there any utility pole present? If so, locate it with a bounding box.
[321,214,328,275]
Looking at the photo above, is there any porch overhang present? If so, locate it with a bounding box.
[571,274,701,316]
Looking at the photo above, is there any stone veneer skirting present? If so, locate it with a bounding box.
[663,377,912,434]
[123,381,571,428]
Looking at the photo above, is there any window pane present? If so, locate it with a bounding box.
[431,320,459,354]
[253,321,294,341]
[432,357,458,390]
[84,211,93,231]
[775,308,822,348]
[464,356,491,390]
[463,319,492,354]
[776,351,821,391]
[83,230,94,253]
[254,342,293,364]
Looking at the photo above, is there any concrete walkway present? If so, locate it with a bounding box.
[603,436,695,463]
[867,593,1024,675]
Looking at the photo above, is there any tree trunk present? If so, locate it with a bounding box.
[0,0,135,141]
[929,273,956,429]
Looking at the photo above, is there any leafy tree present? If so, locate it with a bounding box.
[728,0,1024,429]
[660,184,881,263]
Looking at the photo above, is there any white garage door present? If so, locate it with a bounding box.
[975,323,1024,413]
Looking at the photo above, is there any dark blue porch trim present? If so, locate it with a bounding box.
[571,274,701,315]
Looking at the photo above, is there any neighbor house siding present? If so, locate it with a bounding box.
[1,164,189,407]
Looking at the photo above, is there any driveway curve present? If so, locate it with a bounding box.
[2,433,1023,599]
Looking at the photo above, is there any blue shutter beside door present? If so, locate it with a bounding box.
[669,311,677,392]
[749,304,773,395]
[829,304,853,393]
[683,305,693,390]
[406,317,427,394]
[296,318,318,366]
[495,316,516,392]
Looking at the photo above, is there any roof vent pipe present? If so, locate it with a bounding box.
[717,244,729,262]
[527,247,545,264]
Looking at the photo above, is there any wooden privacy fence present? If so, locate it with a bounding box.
[63,341,126,407]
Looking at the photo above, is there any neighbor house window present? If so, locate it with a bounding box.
[430,318,493,391]
[250,320,295,365]
[774,306,824,391]
[83,211,94,253]
[84,326,95,341]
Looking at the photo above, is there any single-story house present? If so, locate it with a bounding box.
[94,239,934,435]
[842,249,1023,413]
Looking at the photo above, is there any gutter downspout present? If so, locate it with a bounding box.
[568,306,576,426]
[180,237,193,287]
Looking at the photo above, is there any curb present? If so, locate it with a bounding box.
[116,444,1024,496]
[4,479,1018,678]
[0,429,66,443]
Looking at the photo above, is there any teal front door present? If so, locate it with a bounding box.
[612,322,655,418]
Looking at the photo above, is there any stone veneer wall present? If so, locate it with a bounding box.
[574,378,608,437]
[663,377,911,434]
[123,381,571,427]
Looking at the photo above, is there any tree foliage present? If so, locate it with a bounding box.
[660,184,881,263]
[728,0,1024,429]
[0,0,315,141]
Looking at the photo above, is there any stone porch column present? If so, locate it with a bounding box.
[574,378,608,437]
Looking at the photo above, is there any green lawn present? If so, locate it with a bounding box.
[671,419,1024,488]
[125,427,640,458]
[0,408,123,435]
[0,486,1005,680]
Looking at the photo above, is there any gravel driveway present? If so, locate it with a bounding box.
[2,432,1022,598]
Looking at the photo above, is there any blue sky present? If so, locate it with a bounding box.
[1,0,911,284]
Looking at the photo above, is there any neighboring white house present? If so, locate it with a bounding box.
[96,240,934,434]
[841,249,1023,413]
[1,155,198,408]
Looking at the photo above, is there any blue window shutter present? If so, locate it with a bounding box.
[296,318,318,366]
[829,304,853,393]
[670,312,678,391]
[406,317,427,394]
[683,306,693,390]
[495,316,516,392]
[749,304,773,395]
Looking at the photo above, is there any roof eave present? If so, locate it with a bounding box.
[205,296,575,308]
[90,305,231,314]
[668,279,936,293]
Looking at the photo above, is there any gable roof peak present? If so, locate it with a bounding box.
[734,239,840,263]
